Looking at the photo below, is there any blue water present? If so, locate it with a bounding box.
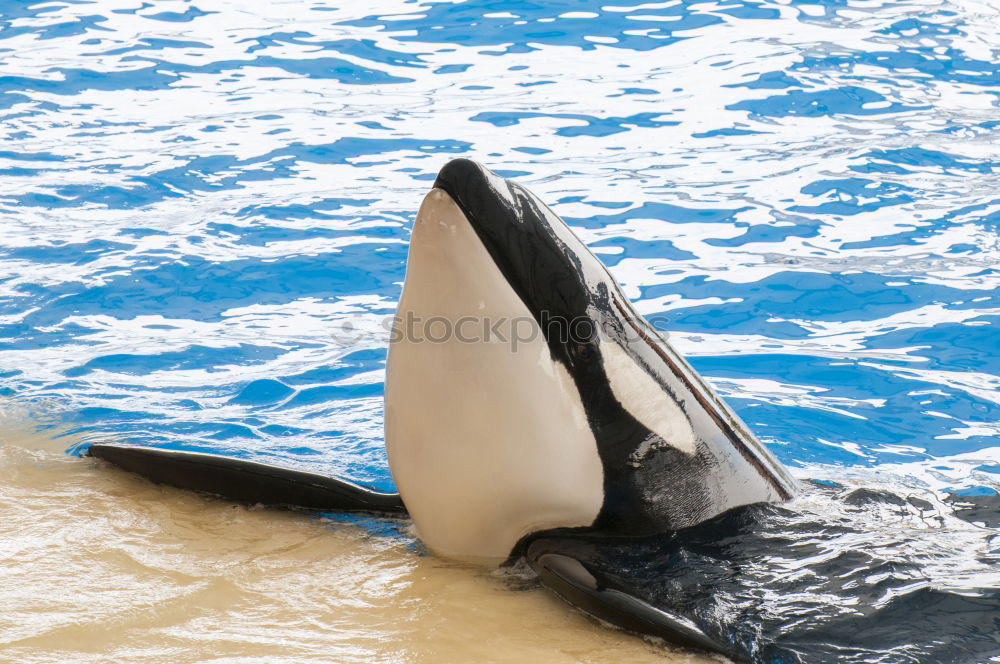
[0,0,997,498]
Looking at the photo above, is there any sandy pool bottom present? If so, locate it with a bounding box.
[0,428,713,664]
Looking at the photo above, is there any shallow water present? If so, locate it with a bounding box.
[0,0,998,660]
[0,427,710,664]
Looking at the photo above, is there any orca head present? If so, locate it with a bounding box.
[385,159,796,562]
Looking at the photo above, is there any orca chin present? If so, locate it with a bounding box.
[386,158,796,562]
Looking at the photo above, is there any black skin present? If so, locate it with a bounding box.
[87,443,405,513]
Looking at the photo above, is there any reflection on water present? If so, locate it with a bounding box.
[0,0,998,660]
[0,429,707,663]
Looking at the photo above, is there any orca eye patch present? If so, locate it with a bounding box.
[598,339,696,456]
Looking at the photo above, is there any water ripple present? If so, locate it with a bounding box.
[0,0,997,498]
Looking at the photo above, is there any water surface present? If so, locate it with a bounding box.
[1,0,998,660]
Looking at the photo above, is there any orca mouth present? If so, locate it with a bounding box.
[432,158,516,226]
[430,159,595,342]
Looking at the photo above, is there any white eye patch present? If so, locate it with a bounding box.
[599,339,697,456]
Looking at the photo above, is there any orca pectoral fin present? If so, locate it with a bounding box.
[526,539,746,662]
[87,443,406,515]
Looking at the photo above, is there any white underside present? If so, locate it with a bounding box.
[385,189,604,562]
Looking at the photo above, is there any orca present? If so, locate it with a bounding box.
[385,159,796,561]
[87,159,798,660]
